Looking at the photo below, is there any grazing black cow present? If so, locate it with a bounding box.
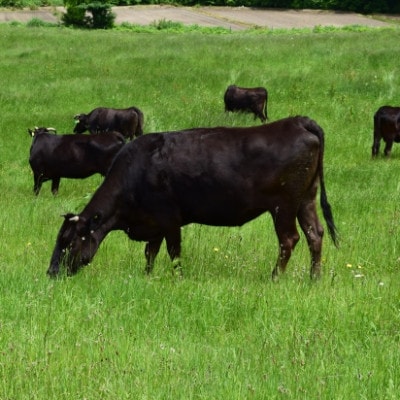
[372,105,400,157]
[28,129,125,195]
[48,116,338,280]
[73,106,144,140]
[224,85,268,123]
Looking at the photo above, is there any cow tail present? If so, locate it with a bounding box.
[264,89,268,120]
[305,118,339,248]
[373,111,381,148]
[134,107,144,136]
[395,113,400,143]
[138,111,144,136]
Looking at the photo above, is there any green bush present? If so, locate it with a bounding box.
[62,1,87,27]
[86,2,115,28]
[0,0,63,6]
[62,0,115,29]
[325,0,398,13]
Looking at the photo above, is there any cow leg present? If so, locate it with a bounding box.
[372,133,381,157]
[144,237,163,274]
[165,228,182,275]
[51,178,60,195]
[33,173,42,195]
[253,106,266,123]
[271,210,300,279]
[297,199,324,279]
[384,139,394,157]
[257,112,266,123]
[257,107,267,123]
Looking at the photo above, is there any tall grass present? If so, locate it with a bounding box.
[1,24,400,398]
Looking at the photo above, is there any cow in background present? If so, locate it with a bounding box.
[73,106,144,140]
[28,128,125,195]
[372,105,400,157]
[48,116,338,280]
[224,85,268,123]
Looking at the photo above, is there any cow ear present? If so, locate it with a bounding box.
[62,213,79,222]
[74,114,85,123]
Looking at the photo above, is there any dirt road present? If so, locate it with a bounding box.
[0,5,392,31]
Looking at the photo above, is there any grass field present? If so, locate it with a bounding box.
[1,23,400,399]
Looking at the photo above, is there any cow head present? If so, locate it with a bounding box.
[73,114,89,134]
[28,127,57,137]
[47,213,103,277]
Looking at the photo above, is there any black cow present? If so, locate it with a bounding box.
[73,106,144,140]
[28,129,125,195]
[372,105,400,157]
[48,116,338,279]
[224,85,268,123]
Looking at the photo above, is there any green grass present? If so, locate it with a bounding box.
[1,24,400,399]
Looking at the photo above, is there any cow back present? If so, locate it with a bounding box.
[87,106,144,139]
[98,117,320,228]
[29,132,124,179]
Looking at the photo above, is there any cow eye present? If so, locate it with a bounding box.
[90,213,102,231]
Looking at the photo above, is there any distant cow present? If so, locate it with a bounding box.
[28,128,125,195]
[372,106,400,157]
[73,106,144,140]
[48,116,338,280]
[224,85,268,123]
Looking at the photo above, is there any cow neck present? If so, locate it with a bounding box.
[81,188,120,234]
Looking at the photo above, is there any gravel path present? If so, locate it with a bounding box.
[0,5,393,30]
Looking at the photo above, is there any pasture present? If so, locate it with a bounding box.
[1,23,400,398]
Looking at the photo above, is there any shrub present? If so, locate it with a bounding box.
[0,0,63,6]
[86,2,115,29]
[62,0,115,29]
[62,0,87,27]
[26,17,57,26]
[151,18,184,30]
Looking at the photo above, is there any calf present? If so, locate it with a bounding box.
[372,105,400,157]
[28,129,125,195]
[224,85,268,123]
[74,106,144,140]
[48,116,338,280]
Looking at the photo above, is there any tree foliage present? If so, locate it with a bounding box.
[0,0,398,18]
[107,0,399,13]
